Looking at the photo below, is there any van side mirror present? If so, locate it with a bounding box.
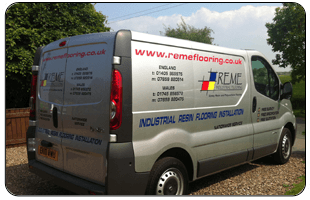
[280,82,293,100]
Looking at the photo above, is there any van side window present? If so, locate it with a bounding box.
[251,56,279,101]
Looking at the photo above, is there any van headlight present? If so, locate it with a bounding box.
[28,138,36,152]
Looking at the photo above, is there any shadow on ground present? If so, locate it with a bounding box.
[189,152,305,194]
[189,162,259,194]
[6,152,304,195]
[6,163,76,195]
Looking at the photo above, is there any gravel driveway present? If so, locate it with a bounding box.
[6,146,305,195]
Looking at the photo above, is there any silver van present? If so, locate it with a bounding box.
[27,30,296,195]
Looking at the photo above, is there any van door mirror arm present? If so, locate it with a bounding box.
[280,82,293,100]
[279,83,283,100]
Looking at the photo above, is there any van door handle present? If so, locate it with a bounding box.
[41,140,53,147]
[52,107,58,128]
[252,96,257,113]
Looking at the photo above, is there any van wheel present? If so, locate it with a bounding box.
[273,128,292,164]
[145,157,188,195]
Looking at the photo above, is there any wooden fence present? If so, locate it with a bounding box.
[6,108,30,148]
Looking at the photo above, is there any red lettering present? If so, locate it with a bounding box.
[135,49,145,55]
[156,51,165,57]
[132,49,242,66]
[42,49,106,62]
[146,50,155,57]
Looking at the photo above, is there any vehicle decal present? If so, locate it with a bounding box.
[43,41,107,54]
[132,42,247,112]
[43,49,106,63]
[256,106,279,122]
[138,109,244,128]
[37,127,102,145]
[135,49,242,65]
[40,72,64,87]
[198,69,243,96]
[201,71,217,91]
[214,121,243,129]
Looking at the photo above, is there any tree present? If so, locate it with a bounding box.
[5,3,110,108]
[265,3,305,84]
[161,17,214,44]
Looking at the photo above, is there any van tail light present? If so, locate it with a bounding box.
[110,69,122,130]
[29,66,38,119]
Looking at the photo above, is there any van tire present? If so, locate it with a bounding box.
[145,157,188,195]
[273,128,292,164]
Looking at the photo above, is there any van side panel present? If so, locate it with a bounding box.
[132,41,194,112]
[131,40,196,174]
[191,48,253,178]
[131,36,253,180]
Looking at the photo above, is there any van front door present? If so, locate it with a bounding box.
[248,52,281,159]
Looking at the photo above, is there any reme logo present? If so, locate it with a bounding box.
[41,72,64,87]
[198,69,243,95]
[200,71,217,91]
[198,70,218,94]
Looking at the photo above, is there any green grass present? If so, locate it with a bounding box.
[284,175,305,195]
[278,74,292,83]
[278,75,305,117]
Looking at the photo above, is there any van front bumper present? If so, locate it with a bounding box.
[28,160,106,195]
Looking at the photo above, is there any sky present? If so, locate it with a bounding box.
[95,2,290,72]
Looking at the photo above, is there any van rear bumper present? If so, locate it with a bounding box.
[106,142,150,195]
[28,142,151,195]
[29,160,105,195]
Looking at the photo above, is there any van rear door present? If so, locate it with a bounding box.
[61,33,115,185]
[36,40,68,171]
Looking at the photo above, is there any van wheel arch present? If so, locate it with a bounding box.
[273,127,292,164]
[284,122,295,146]
[156,147,194,181]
